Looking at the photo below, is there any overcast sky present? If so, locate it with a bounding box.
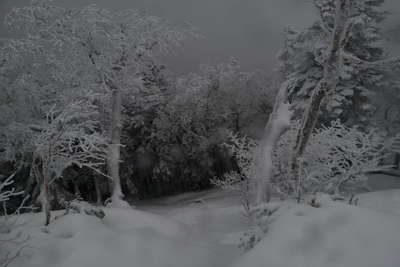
[1,0,399,74]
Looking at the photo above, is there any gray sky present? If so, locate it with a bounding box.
[1,0,399,74]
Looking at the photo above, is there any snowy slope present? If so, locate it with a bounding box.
[8,190,248,267]
[233,195,400,267]
[8,207,241,267]
[6,189,400,267]
[358,189,400,216]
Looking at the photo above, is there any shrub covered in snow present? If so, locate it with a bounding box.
[0,173,28,267]
[211,132,258,214]
[274,120,388,197]
[58,199,105,220]
[239,202,281,251]
[219,120,387,202]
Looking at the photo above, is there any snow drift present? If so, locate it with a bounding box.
[233,195,400,267]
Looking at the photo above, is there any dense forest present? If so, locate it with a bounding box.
[1,1,400,267]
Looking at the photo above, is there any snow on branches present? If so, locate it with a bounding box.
[275,120,388,197]
[0,172,28,267]
[32,101,108,182]
[211,132,258,213]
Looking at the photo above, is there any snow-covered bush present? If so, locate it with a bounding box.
[213,120,385,202]
[274,120,387,197]
[0,172,28,267]
[57,199,105,220]
[211,132,258,214]
[239,202,281,251]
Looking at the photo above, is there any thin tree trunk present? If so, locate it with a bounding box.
[255,81,292,204]
[107,82,128,207]
[290,0,349,202]
[32,157,51,225]
[94,177,102,206]
[73,181,81,199]
[34,161,51,226]
[394,153,400,169]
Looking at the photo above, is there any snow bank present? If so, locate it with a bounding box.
[233,196,400,267]
[358,189,400,216]
[9,207,233,267]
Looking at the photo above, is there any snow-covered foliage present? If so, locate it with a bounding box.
[274,120,387,197]
[279,0,390,125]
[0,173,28,267]
[1,0,190,210]
[142,60,273,196]
[0,173,22,205]
[31,102,108,182]
[211,132,258,213]
[214,117,385,201]
[239,202,281,251]
[58,199,105,220]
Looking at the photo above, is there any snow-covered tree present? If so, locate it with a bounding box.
[274,120,388,197]
[198,59,274,132]
[211,132,258,213]
[279,0,389,125]
[286,0,399,201]
[140,60,273,197]
[1,17,110,224]
[0,89,108,225]
[30,102,108,225]
[5,0,189,207]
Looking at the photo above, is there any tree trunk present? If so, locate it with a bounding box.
[394,153,400,169]
[108,84,129,207]
[109,86,122,200]
[39,166,51,225]
[73,181,81,199]
[290,0,349,202]
[32,157,51,225]
[94,177,102,206]
[255,81,292,203]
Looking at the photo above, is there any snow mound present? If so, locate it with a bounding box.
[10,207,228,267]
[233,197,400,267]
[358,189,400,216]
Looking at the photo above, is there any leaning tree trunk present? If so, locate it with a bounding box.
[255,81,292,203]
[290,0,350,202]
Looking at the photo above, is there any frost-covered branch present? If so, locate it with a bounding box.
[275,120,388,196]
[1,171,28,267]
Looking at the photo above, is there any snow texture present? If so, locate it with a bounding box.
[233,193,400,267]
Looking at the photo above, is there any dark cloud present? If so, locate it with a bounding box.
[0,0,399,74]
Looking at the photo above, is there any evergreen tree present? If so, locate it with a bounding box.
[279,0,388,126]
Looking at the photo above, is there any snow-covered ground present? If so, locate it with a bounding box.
[234,193,400,267]
[7,189,248,267]
[5,185,400,267]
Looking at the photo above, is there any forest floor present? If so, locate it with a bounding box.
[4,174,400,267]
